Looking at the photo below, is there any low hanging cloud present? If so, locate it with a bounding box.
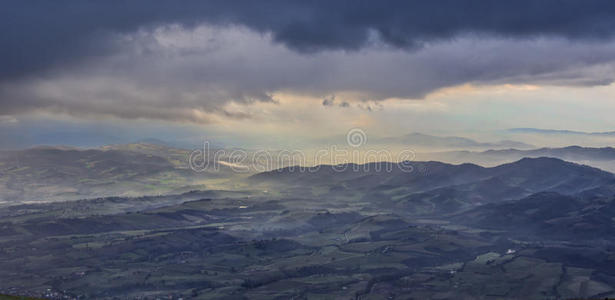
[3,1,615,123]
[322,95,350,108]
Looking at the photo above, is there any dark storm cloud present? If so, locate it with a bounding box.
[322,96,335,107]
[3,26,615,123]
[322,96,351,108]
[4,1,615,124]
[4,0,615,80]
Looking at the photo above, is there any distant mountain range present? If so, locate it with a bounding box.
[375,132,534,149]
[419,145,615,172]
[7,142,615,203]
[508,128,615,136]
[481,146,615,160]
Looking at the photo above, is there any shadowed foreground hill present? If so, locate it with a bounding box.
[456,191,615,240]
[251,157,613,191]
[251,157,615,214]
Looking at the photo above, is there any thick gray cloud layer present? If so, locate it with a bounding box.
[4,1,615,122]
[3,25,615,123]
[4,0,615,80]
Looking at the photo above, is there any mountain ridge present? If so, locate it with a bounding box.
[509,128,615,136]
[375,132,534,149]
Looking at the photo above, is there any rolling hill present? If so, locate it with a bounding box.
[0,144,237,203]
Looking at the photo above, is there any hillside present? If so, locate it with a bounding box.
[2,156,615,298]
[251,157,615,215]
[0,144,236,203]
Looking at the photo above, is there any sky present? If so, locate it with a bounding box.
[3,1,615,149]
